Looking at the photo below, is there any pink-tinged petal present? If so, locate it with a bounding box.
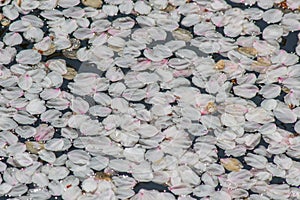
[233,84,259,99]
[70,97,89,114]
[16,49,41,65]
[18,73,33,91]
[245,108,274,124]
[273,104,297,123]
[34,124,55,141]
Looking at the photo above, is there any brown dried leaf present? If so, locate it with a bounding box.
[221,158,243,172]
[1,18,10,26]
[82,0,103,8]
[172,28,193,42]
[162,4,176,12]
[282,86,290,93]
[205,102,217,113]
[215,60,225,70]
[26,141,44,154]
[257,57,271,66]
[63,67,77,80]
[108,44,123,52]
[62,49,78,59]
[237,47,258,57]
[94,172,112,181]
[42,44,56,56]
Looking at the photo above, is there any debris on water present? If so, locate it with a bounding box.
[220,158,243,172]
[172,28,193,42]
[82,0,103,8]
[237,47,258,57]
[25,141,45,154]
[1,18,10,26]
[94,172,112,181]
[63,67,77,80]
[215,60,225,70]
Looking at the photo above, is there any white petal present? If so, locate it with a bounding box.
[3,5,19,20]
[122,89,146,101]
[3,32,22,46]
[182,14,201,27]
[233,84,258,99]
[48,167,69,180]
[93,92,112,106]
[179,165,200,185]
[132,161,153,182]
[136,16,156,27]
[136,124,159,138]
[26,99,46,115]
[20,0,40,10]
[89,105,112,117]
[262,25,283,41]
[262,9,282,23]
[245,108,274,124]
[102,5,119,16]
[0,183,12,196]
[296,44,300,56]
[148,27,167,41]
[193,185,214,197]
[259,84,281,99]
[16,49,41,65]
[13,111,37,124]
[39,149,56,163]
[274,154,293,170]
[273,104,297,123]
[169,185,193,196]
[73,28,94,40]
[0,161,7,172]
[35,124,55,141]
[294,120,300,133]
[45,139,65,151]
[40,88,61,100]
[244,153,268,169]
[224,23,243,38]
[157,19,179,31]
[82,178,98,193]
[109,82,126,97]
[211,191,231,200]
[23,27,44,42]
[257,0,274,9]
[18,73,33,90]
[70,97,90,114]
[67,150,91,165]
[287,0,300,10]
[47,59,68,75]
[105,67,124,82]
[261,99,277,111]
[89,156,109,171]
[58,0,80,8]
[14,152,33,167]
[119,1,133,14]
[32,173,49,187]
[0,117,18,130]
[15,126,36,138]
[134,1,151,15]
[0,47,16,65]
[109,159,134,172]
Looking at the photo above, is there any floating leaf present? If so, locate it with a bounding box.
[62,67,77,80]
[221,158,243,172]
[25,141,44,154]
